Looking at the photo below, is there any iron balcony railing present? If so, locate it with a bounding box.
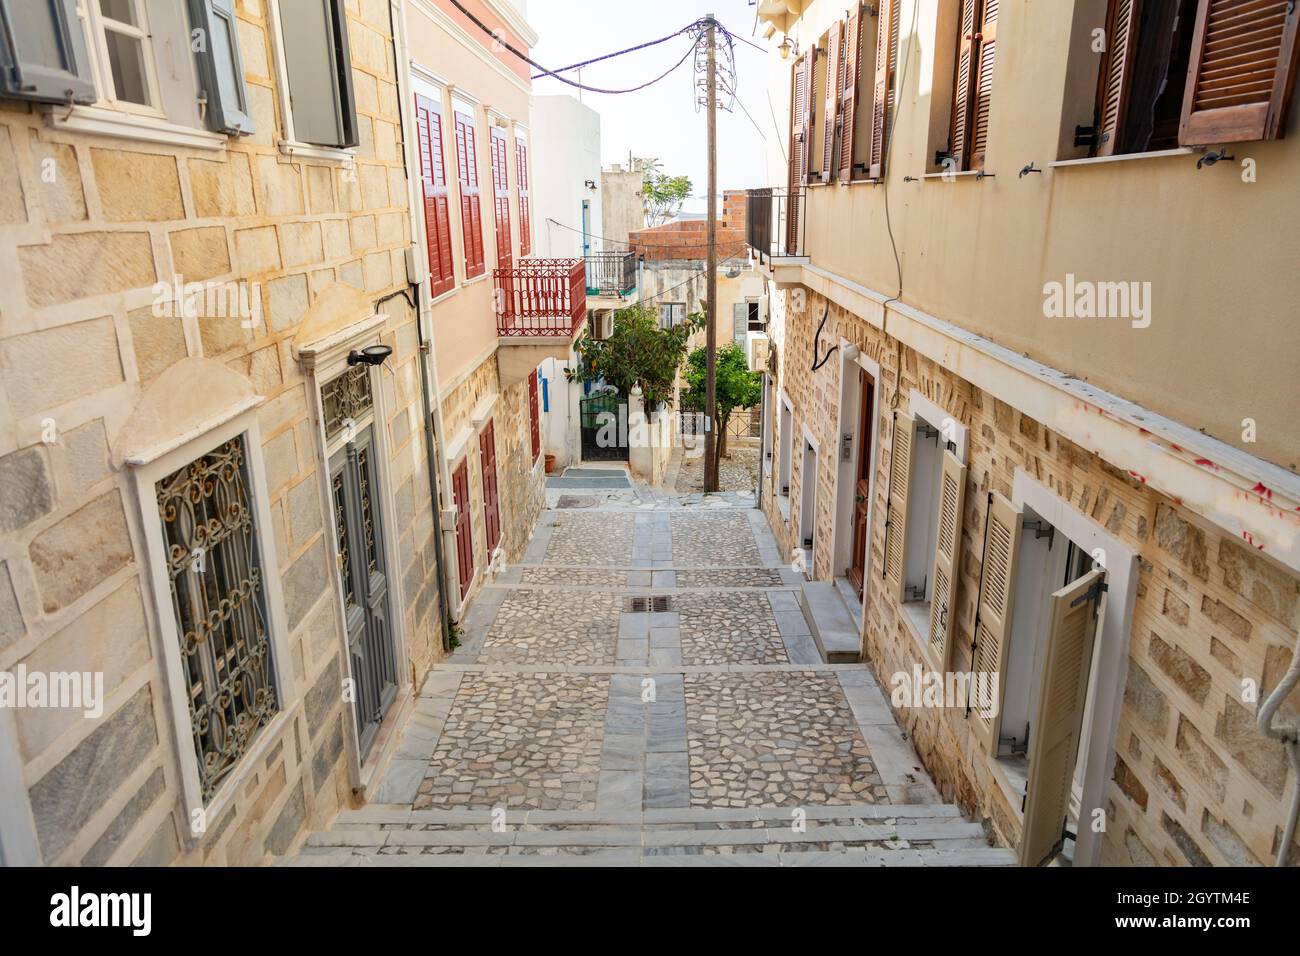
[493,257,587,336]
[746,186,805,260]
[584,251,637,296]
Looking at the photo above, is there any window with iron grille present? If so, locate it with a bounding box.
[156,435,278,803]
[322,364,373,441]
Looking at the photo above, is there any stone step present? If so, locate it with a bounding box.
[799,581,861,663]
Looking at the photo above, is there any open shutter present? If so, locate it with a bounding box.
[839,6,862,182]
[926,450,967,671]
[868,0,899,178]
[280,0,358,147]
[803,44,817,183]
[786,56,806,254]
[822,20,843,182]
[188,0,254,134]
[516,137,531,256]
[479,420,500,554]
[969,491,1022,752]
[490,126,512,272]
[455,110,485,278]
[733,302,747,343]
[949,0,979,168]
[1179,0,1300,145]
[1093,0,1142,157]
[452,458,473,600]
[415,93,455,297]
[1019,568,1106,866]
[0,0,96,104]
[882,411,914,603]
[968,0,999,170]
[528,369,541,462]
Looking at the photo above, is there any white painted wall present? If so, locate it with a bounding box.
[531,94,603,257]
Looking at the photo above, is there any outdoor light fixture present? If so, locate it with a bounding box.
[778,37,794,59]
[584,179,597,190]
[347,344,393,367]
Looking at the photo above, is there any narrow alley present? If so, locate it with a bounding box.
[288,473,1014,866]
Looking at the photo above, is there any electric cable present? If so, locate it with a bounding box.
[531,26,693,78]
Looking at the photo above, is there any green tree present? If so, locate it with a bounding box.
[565,304,701,409]
[641,161,692,227]
[681,340,763,462]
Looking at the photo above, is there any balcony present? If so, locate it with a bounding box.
[746,187,807,285]
[584,251,638,300]
[493,257,587,386]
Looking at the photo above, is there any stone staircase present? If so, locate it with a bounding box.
[283,802,1016,867]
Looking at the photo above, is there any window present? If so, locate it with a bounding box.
[1076,0,1299,156]
[274,0,357,148]
[746,299,763,331]
[92,0,153,107]
[454,107,486,279]
[415,90,455,297]
[156,435,279,803]
[490,125,513,272]
[658,302,686,329]
[777,393,794,516]
[528,369,541,463]
[516,135,531,255]
[799,437,818,552]
[941,0,999,172]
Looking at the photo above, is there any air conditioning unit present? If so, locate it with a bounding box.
[747,331,770,372]
[592,311,614,340]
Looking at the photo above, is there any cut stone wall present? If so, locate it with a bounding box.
[761,285,1300,867]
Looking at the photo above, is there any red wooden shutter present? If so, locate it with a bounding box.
[822,20,843,182]
[786,57,806,253]
[869,0,899,178]
[968,0,999,171]
[949,0,979,169]
[479,420,501,554]
[415,93,455,297]
[454,110,485,278]
[802,44,817,183]
[528,369,540,463]
[516,137,531,255]
[1093,0,1142,157]
[452,458,473,599]
[1180,0,1300,145]
[839,6,862,182]
[490,126,512,273]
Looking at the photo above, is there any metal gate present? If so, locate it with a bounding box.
[580,391,628,461]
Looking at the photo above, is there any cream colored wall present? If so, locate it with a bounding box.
[772,0,1300,471]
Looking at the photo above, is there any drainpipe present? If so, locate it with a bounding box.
[1258,613,1300,866]
[389,0,459,644]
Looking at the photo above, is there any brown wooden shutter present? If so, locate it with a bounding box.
[516,138,531,255]
[1094,0,1142,157]
[455,110,485,278]
[969,491,1021,752]
[1179,0,1300,145]
[415,93,455,297]
[1019,568,1105,866]
[803,44,818,183]
[479,419,501,554]
[822,20,843,182]
[926,450,967,672]
[883,411,914,603]
[786,57,806,253]
[868,0,900,178]
[949,0,979,169]
[528,369,541,462]
[968,0,999,170]
[452,458,473,600]
[490,126,512,273]
[840,6,862,182]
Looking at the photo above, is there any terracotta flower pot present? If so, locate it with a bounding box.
[544,453,556,474]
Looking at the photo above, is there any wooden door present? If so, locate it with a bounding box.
[479,419,501,554]
[452,457,473,599]
[848,370,874,597]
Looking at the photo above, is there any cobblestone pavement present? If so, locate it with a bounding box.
[370,498,944,823]
[672,445,759,494]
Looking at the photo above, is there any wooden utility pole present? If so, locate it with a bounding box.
[703,14,719,492]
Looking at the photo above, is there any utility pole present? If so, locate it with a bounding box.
[703,14,719,492]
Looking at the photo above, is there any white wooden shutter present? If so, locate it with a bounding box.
[0,0,95,104]
[280,0,358,147]
[926,450,966,671]
[883,412,914,603]
[188,0,255,134]
[969,491,1022,751]
[1018,567,1105,866]
[733,302,747,343]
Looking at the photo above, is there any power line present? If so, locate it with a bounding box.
[531,27,692,78]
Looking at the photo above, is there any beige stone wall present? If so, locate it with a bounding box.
[763,285,1300,867]
[0,0,440,864]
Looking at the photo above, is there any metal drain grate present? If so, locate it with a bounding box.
[556,495,597,509]
[626,595,672,613]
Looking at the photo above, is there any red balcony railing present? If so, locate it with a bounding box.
[493,258,587,336]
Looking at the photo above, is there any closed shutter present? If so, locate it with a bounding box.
[479,420,500,554]
[868,0,900,178]
[803,44,817,183]
[949,0,979,168]
[733,302,747,343]
[882,411,914,603]
[968,0,999,170]
[455,110,485,278]
[415,93,455,297]
[1093,0,1142,157]
[279,0,358,148]
[786,57,806,253]
[0,0,95,104]
[528,369,540,462]
[925,450,966,671]
[516,137,531,255]
[452,458,473,600]
[1179,0,1300,145]
[490,126,512,272]
[187,0,254,134]
[822,19,843,182]
[1019,568,1105,866]
[969,491,1022,752]
[839,6,862,182]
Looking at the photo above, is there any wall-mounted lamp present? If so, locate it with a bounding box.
[778,37,795,60]
[584,179,597,190]
[347,344,393,367]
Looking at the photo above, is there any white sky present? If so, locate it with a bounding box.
[526,0,777,214]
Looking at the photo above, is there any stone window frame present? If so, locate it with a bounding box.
[128,404,300,845]
[296,313,413,794]
[776,390,795,521]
